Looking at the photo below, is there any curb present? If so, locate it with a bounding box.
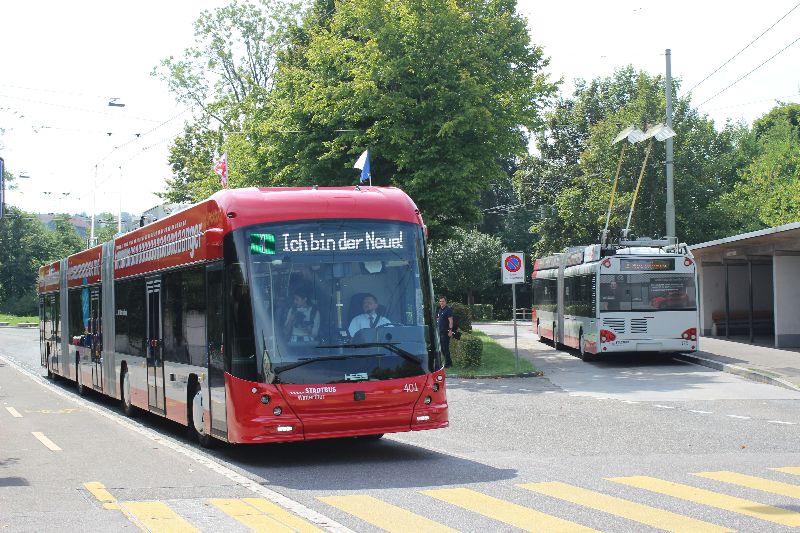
[445,371,543,380]
[674,353,800,393]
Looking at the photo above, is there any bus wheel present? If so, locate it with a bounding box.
[189,386,214,448]
[76,357,86,396]
[578,332,590,361]
[121,368,137,418]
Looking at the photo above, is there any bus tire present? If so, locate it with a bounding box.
[76,355,86,396]
[121,367,137,418]
[188,384,214,448]
[578,331,591,361]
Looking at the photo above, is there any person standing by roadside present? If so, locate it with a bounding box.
[437,296,454,368]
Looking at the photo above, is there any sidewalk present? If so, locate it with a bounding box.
[476,321,800,392]
[676,336,800,392]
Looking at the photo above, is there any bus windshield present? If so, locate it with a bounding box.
[600,273,696,312]
[230,220,436,384]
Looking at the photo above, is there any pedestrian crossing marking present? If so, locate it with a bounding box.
[421,487,598,533]
[772,467,800,476]
[518,481,731,533]
[319,495,458,533]
[209,498,324,533]
[119,501,199,533]
[694,471,800,499]
[5,406,22,417]
[83,481,120,510]
[610,476,800,527]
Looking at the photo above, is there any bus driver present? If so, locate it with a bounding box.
[348,293,390,336]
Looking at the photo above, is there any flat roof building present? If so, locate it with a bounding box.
[690,222,800,348]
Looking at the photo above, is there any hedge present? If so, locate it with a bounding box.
[452,333,483,368]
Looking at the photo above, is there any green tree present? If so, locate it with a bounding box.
[0,207,53,315]
[430,228,503,305]
[254,0,557,239]
[528,67,744,256]
[720,103,800,229]
[49,214,84,258]
[155,0,301,199]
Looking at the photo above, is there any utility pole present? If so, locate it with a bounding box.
[665,49,676,243]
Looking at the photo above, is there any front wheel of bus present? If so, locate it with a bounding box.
[189,387,214,448]
[121,369,137,418]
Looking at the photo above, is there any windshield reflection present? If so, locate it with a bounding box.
[235,220,436,384]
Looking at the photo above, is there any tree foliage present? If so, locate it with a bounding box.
[430,228,503,305]
[720,103,800,229]
[526,67,746,255]
[257,0,556,239]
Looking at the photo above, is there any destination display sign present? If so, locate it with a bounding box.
[620,258,675,271]
[67,246,102,287]
[250,229,405,255]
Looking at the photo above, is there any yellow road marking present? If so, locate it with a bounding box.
[5,406,22,417]
[31,431,61,451]
[84,481,117,504]
[694,470,800,499]
[519,481,730,533]
[422,487,597,533]
[119,502,199,533]
[209,499,294,532]
[243,498,324,533]
[210,498,323,532]
[772,467,800,476]
[320,495,458,533]
[610,475,800,527]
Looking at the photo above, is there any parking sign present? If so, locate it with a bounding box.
[501,252,525,284]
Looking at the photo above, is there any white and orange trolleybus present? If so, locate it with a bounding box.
[39,187,448,445]
[532,240,699,361]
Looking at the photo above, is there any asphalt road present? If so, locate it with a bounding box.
[3,326,800,532]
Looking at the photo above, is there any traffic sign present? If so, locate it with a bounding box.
[501,252,525,284]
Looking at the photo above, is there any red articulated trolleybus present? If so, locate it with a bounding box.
[39,187,448,446]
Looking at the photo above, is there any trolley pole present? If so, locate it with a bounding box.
[665,48,676,243]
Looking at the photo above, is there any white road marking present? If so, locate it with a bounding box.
[5,406,22,417]
[655,405,675,409]
[32,431,62,451]
[0,353,353,533]
[768,420,796,425]
[689,410,713,414]
[727,415,751,419]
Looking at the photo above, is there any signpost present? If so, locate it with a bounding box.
[501,252,525,370]
[0,157,5,220]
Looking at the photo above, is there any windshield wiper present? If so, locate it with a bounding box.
[316,342,423,365]
[274,353,378,375]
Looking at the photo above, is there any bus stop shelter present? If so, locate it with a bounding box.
[690,222,800,348]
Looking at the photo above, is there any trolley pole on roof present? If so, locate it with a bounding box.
[665,49,676,244]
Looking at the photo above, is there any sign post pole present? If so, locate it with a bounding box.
[501,252,525,372]
[512,281,518,371]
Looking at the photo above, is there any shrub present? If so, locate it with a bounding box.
[469,303,494,321]
[450,302,472,332]
[452,333,483,368]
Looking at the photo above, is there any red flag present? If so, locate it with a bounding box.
[214,152,228,188]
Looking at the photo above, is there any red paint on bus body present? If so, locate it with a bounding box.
[67,246,102,288]
[224,369,448,444]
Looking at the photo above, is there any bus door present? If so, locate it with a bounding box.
[47,294,60,373]
[146,278,165,414]
[207,263,227,437]
[39,296,46,367]
[90,287,103,391]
